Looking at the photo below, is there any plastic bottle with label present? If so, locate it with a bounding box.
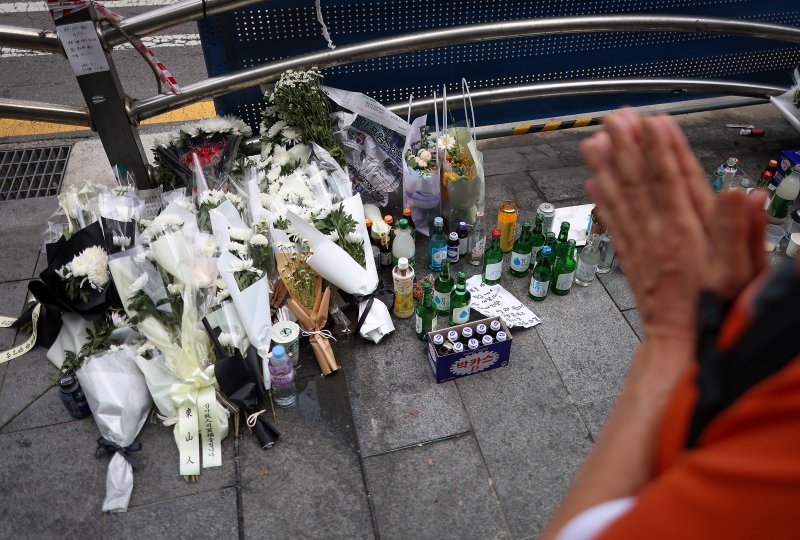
[482,228,503,285]
[429,216,447,271]
[269,345,296,407]
[392,257,415,318]
[392,218,415,267]
[449,271,471,326]
[767,165,800,224]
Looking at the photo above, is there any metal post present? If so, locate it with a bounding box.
[53,5,152,188]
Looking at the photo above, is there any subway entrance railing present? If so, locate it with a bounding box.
[1,0,799,189]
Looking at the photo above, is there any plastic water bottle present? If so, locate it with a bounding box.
[268,345,296,407]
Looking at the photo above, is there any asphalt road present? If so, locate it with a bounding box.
[0,0,210,108]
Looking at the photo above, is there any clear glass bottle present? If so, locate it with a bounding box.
[434,258,454,315]
[392,218,415,267]
[597,230,615,274]
[450,271,472,326]
[468,211,487,266]
[392,257,415,318]
[429,216,448,271]
[482,228,503,285]
[575,233,602,286]
[269,345,296,407]
[415,282,437,340]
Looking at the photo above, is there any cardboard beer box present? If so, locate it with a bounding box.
[427,316,512,383]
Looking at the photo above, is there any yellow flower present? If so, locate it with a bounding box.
[443,171,459,187]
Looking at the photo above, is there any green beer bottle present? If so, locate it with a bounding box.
[555,221,570,258]
[482,228,503,285]
[530,213,546,265]
[416,282,437,340]
[509,220,534,277]
[529,245,554,301]
[551,239,577,295]
[532,231,556,272]
[433,259,454,315]
[450,271,472,326]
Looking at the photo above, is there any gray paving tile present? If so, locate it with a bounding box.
[530,277,639,436]
[456,327,593,537]
[364,435,511,540]
[240,375,373,540]
[0,341,60,430]
[0,197,57,283]
[127,419,237,508]
[107,487,239,539]
[549,140,586,167]
[482,146,538,177]
[0,420,106,537]
[597,262,635,311]
[623,309,643,342]
[484,172,545,226]
[344,318,470,457]
[577,394,620,440]
[0,385,79,434]
[531,165,590,202]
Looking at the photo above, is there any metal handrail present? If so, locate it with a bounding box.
[132,14,800,121]
[0,25,60,54]
[386,79,789,116]
[0,0,264,53]
[0,98,90,127]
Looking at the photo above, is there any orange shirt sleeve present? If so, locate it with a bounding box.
[596,358,800,539]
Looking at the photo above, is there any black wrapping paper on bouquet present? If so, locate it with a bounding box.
[100,217,136,255]
[203,319,281,449]
[27,221,121,322]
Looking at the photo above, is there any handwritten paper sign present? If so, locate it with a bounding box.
[56,21,110,76]
[466,275,541,328]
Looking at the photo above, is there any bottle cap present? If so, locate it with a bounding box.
[398,257,409,270]
[535,212,544,221]
[433,334,444,345]
[403,208,412,217]
[482,335,494,346]
[366,218,373,228]
[762,170,773,179]
[468,338,479,350]
[476,211,484,219]
[422,281,432,292]
[496,331,508,342]
[476,324,487,335]
[522,220,532,228]
[453,342,464,353]
[769,160,778,168]
[457,271,467,282]
[542,246,552,255]
[560,221,570,231]
[398,218,409,229]
[567,239,577,247]
[491,228,501,238]
[458,221,467,230]
[384,215,394,225]
[434,217,444,226]
[58,374,78,391]
[539,203,555,214]
[461,327,473,338]
[447,330,459,342]
[272,345,286,359]
[490,320,502,332]
[726,157,738,167]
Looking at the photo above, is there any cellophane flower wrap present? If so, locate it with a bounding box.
[403,115,441,236]
[76,344,152,512]
[770,68,800,134]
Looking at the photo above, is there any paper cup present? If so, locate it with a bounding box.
[271,321,301,366]
[787,233,800,257]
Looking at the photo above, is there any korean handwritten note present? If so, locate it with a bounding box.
[466,275,541,329]
[56,21,110,76]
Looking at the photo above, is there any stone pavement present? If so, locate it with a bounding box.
[0,103,797,539]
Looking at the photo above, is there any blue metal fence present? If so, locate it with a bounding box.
[198,0,800,134]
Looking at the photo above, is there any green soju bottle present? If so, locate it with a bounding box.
[482,228,503,285]
[529,245,554,301]
[509,220,534,277]
[555,221,570,257]
[551,239,577,296]
[434,258,454,316]
[416,282,437,340]
[450,271,472,326]
[530,213,546,265]
[532,231,556,272]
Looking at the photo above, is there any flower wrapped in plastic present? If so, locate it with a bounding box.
[439,81,485,229]
[770,67,800,134]
[76,344,152,512]
[403,97,441,236]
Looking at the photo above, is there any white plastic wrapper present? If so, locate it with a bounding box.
[770,70,800,134]
[287,193,395,343]
[76,345,152,512]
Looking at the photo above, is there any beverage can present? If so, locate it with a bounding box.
[538,203,556,234]
[271,321,301,366]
